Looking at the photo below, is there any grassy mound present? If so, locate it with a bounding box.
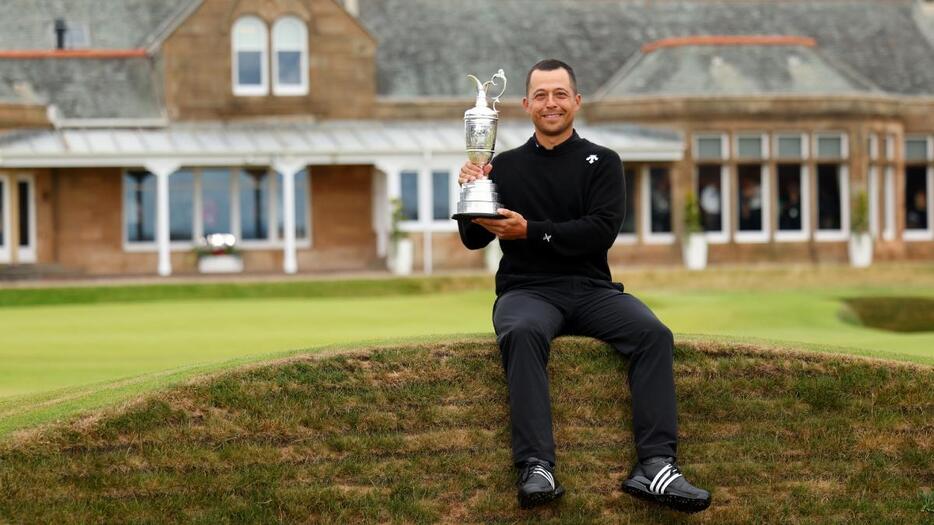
[841,296,934,333]
[1,338,931,524]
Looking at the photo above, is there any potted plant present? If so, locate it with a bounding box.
[848,190,873,268]
[682,191,708,270]
[195,233,243,273]
[388,198,413,276]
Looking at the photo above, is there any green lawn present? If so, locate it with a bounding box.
[1,265,932,439]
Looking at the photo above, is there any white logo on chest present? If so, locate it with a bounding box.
[586,154,599,164]
[543,233,552,242]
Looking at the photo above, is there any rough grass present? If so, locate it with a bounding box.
[841,296,934,333]
[1,338,931,524]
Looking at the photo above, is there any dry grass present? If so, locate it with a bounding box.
[0,337,932,524]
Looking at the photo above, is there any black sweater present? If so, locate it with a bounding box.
[458,130,625,295]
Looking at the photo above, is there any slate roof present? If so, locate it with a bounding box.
[0,58,164,119]
[357,0,934,98]
[0,0,196,50]
[599,44,880,97]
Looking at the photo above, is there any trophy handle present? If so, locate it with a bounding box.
[486,69,507,111]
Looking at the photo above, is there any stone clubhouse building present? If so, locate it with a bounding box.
[1,0,933,277]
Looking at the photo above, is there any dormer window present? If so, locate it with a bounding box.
[232,16,269,96]
[272,16,309,96]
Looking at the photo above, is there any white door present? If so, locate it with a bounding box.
[0,175,10,263]
[15,174,37,263]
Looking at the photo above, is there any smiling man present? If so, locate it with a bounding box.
[456,59,711,513]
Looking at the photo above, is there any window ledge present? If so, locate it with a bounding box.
[774,231,809,242]
[903,230,934,242]
[614,234,638,245]
[643,233,675,245]
[814,230,849,242]
[735,232,770,243]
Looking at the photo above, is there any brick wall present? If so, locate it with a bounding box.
[161,0,376,121]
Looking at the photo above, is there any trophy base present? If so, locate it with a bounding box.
[451,212,505,220]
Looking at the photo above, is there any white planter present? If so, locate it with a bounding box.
[848,232,873,268]
[389,238,414,276]
[198,254,243,273]
[682,233,708,271]
[484,239,502,274]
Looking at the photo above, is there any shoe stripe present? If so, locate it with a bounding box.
[649,464,672,493]
[658,472,682,494]
[652,469,674,494]
[531,466,555,490]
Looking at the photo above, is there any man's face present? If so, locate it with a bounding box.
[522,68,582,137]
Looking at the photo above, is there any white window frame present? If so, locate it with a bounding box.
[615,166,639,245]
[813,132,849,161]
[868,133,878,162]
[392,160,460,233]
[735,164,771,243]
[271,16,309,96]
[885,134,895,161]
[868,166,880,238]
[814,164,850,242]
[883,166,896,241]
[734,133,769,161]
[775,164,811,242]
[693,132,728,161]
[14,174,37,263]
[232,16,269,97]
[0,174,11,263]
[642,165,675,244]
[774,132,809,162]
[694,164,730,244]
[123,167,312,252]
[903,165,934,241]
[903,135,933,163]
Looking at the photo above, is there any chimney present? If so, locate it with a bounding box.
[54,18,67,49]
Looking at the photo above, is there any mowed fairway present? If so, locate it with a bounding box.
[1,264,933,438]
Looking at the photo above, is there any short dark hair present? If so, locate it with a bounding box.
[525,59,578,94]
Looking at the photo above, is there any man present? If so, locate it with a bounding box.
[456,59,711,513]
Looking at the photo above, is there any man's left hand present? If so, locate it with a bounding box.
[473,209,527,240]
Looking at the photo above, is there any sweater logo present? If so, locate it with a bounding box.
[586,154,599,164]
[543,233,552,242]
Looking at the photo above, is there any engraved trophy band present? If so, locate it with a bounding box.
[452,69,507,220]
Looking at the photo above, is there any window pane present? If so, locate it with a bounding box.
[817,164,842,230]
[277,170,310,240]
[432,170,450,221]
[274,19,304,48]
[17,181,30,247]
[649,167,671,233]
[695,137,722,160]
[400,170,418,221]
[737,165,764,232]
[234,18,265,49]
[737,136,763,159]
[620,167,636,234]
[905,166,929,230]
[777,136,803,158]
[277,51,301,85]
[697,165,722,232]
[202,168,231,236]
[238,51,262,86]
[777,164,803,231]
[124,171,155,242]
[240,169,270,240]
[885,135,895,160]
[169,170,194,241]
[905,139,929,162]
[0,180,4,246]
[817,136,843,159]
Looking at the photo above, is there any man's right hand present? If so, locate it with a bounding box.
[458,162,493,186]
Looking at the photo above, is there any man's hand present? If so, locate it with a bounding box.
[458,162,493,185]
[473,209,527,240]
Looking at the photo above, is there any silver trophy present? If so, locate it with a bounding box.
[452,69,507,220]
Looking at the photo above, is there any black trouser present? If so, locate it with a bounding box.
[492,276,678,467]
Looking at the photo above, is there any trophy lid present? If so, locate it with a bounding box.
[465,69,506,119]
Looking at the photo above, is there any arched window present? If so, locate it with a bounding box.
[272,16,308,95]
[232,16,268,96]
